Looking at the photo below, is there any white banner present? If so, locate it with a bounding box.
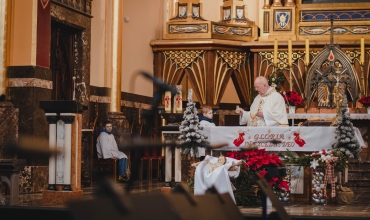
[201,126,365,152]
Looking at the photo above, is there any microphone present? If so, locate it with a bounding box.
[140,71,178,95]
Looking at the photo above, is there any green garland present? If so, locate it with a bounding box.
[268,70,286,88]
[278,150,314,167]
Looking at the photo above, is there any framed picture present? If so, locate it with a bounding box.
[223,7,231,21]
[236,6,244,20]
[192,5,200,18]
[178,5,187,18]
[273,9,292,31]
[288,166,304,194]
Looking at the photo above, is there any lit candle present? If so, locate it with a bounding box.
[164,91,171,113]
[288,39,292,66]
[305,38,310,65]
[175,91,182,113]
[361,37,365,64]
[274,39,278,65]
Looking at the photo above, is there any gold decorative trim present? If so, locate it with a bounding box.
[216,50,247,70]
[161,50,206,104]
[259,51,302,70]
[212,25,252,36]
[163,50,204,69]
[186,52,207,104]
[261,87,276,97]
[213,52,231,105]
[89,95,152,110]
[169,24,208,34]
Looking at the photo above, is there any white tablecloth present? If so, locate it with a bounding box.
[201,126,365,152]
[287,113,370,120]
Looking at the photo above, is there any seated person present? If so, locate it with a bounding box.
[192,155,243,203]
[96,121,128,181]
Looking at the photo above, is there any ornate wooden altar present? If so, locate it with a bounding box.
[151,0,370,162]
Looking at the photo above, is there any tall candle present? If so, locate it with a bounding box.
[361,37,365,64]
[164,91,171,113]
[274,39,278,65]
[288,39,292,66]
[175,91,182,113]
[305,38,310,65]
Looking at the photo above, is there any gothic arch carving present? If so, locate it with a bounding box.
[305,45,358,108]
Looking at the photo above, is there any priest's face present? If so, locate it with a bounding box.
[254,81,269,95]
[105,123,113,133]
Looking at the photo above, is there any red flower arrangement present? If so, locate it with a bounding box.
[225,149,290,192]
[282,90,303,106]
[359,95,370,107]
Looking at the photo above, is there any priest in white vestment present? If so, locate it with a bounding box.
[238,76,288,126]
[193,155,242,203]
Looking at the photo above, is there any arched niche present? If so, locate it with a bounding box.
[305,44,358,108]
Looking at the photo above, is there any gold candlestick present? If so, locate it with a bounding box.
[288,39,292,66]
[285,0,296,7]
[361,37,365,64]
[289,66,292,91]
[274,39,278,66]
[359,63,365,101]
[272,0,283,7]
[262,0,270,9]
[305,38,310,66]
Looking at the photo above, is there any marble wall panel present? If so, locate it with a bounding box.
[8,86,51,165]
[70,114,82,191]
[19,166,48,193]
[0,102,18,159]
[56,120,65,184]
[51,3,91,129]
[81,129,93,187]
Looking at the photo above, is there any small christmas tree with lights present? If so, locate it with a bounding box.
[332,95,362,170]
[178,89,209,155]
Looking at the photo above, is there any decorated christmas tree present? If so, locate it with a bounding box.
[178,89,210,155]
[331,96,362,169]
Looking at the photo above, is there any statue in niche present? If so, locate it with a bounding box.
[318,83,330,107]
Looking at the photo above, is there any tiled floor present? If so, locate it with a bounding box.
[3,180,370,219]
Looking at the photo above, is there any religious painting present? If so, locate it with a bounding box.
[223,7,231,21]
[273,9,292,31]
[192,5,200,18]
[178,5,187,18]
[288,166,304,194]
[236,6,244,20]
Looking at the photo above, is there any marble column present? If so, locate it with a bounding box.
[109,0,123,112]
[60,114,75,191]
[163,132,181,184]
[0,0,12,95]
[46,113,58,190]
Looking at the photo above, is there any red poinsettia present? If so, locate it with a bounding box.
[226,149,289,192]
[282,90,303,106]
[359,95,370,107]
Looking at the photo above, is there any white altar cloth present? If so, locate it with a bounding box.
[201,126,365,152]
